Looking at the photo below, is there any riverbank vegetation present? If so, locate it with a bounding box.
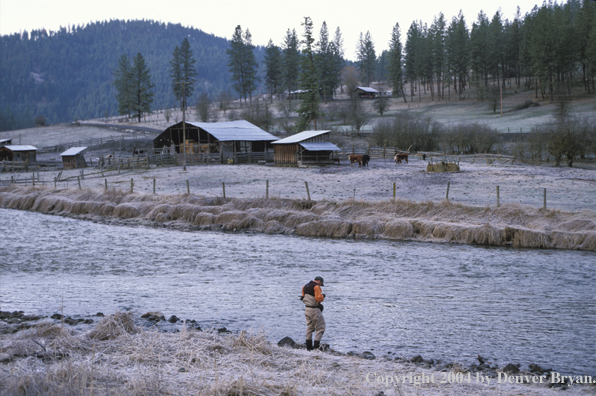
[0,311,590,396]
[1,185,594,251]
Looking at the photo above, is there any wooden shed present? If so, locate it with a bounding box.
[60,147,87,169]
[272,130,341,166]
[1,145,38,163]
[0,139,13,147]
[354,86,378,98]
[153,120,279,164]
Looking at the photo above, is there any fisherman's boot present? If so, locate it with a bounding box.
[306,339,313,351]
[313,340,320,351]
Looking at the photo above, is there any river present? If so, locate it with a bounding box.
[0,208,594,375]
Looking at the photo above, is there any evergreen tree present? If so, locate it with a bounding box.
[130,52,155,122]
[170,38,198,110]
[242,29,260,103]
[297,17,321,131]
[357,31,376,86]
[431,13,446,99]
[446,12,469,98]
[113,54,134,117]
[316,21,335,102]
[227,25,247,101]
[405,21,422,102]
[388,22,406,102]
[470,11,490,89]
[331,27,345,94]
[263,39,283,101]
[283,29,300,101]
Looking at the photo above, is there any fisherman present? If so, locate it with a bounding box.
[301,276,326,351]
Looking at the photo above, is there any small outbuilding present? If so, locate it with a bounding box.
[153,120,279,163]
[354,86,378,98]
[272,130,341,166]
[60,147,88,169]
[0,139,13,147]
[1,145,38,163]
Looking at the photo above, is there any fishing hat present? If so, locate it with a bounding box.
[315,276,324,286]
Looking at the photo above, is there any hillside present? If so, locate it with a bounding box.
[0,20,263,129]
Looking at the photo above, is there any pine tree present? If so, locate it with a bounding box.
[283,29,300,101]
[431,13,446,100]
[357,31,376,87]
[264,39,283,101]
[470,11,490,90]
[227,25,247,102]
[242,29,260,103]
[388,23,406,102]
[113,54,134,117]
[331,27,345,94]
[297,17,321,131]
[130,52,155,122]
[446,12,469,98]
[316,21,335,102]
[170,38,198,109]
[405,21,421,102]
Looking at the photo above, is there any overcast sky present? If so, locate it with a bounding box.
[1,0,540,61]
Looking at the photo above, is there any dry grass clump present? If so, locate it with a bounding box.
[295,219,352,238]
[350,219,385,238]
[88,311,137,341]
[382,219,415,239]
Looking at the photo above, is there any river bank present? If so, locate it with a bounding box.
[1,184,595,251]
[1,310,593,396]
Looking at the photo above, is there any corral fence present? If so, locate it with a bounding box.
[37,132,155,154]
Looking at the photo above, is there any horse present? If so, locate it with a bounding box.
[362,154,370,167]
[394,153,409,164]
[348,154,363,167]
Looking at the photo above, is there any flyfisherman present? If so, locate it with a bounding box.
[301,276,325,351]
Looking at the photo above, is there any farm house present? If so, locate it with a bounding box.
[153,120,279,163]
[60,147,87,169]
[272,130,341,166]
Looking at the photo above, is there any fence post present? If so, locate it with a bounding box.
[393,182,396,199]
[153,179,156,194]
[32,173,35,186]
[305,181,311,201]
[222,182,226,198]
[446,181,450,200]
[77,176,81,190]
[497,185,500,207]
[543,188,547,210]
[266,180,269,199]
[54,177,57,189]
[186,179,190,194]
[105,179,108,191]
[130,178,134,193]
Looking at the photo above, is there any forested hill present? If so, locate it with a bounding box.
[0,20,257,130]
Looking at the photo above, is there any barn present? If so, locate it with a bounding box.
[60,147,87,169]
[1,145,38,163]
[153,120,279,164]
[272,130,341,166]
[354,86,378,98]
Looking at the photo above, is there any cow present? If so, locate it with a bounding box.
[362,154,370,167]
[394,153,409,164]
[348,154,362,167]
[0,147,13,161]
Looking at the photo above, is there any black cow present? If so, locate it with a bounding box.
[362,154,370,167]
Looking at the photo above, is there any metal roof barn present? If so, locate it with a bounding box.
[1,145,38,163]
[354,86,378,98]
[0,139,13,147]
[60,147,87,169]
[153,120,279,164]
[272,131,340,166]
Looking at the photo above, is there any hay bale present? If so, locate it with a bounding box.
[295,220,352,238]
[426,162,460,172]
[382,220,415,239]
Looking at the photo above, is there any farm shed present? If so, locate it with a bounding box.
[272,130,340,166]
[354,86,377,98]
[1,145,38,163]
[60,147,87,169]
[0,139,13,147]
[153,120,279,164]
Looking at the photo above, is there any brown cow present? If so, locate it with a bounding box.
[348,154,362,167]
[394,153,408,164]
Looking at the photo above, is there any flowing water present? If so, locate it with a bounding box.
[1,208,594,375]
